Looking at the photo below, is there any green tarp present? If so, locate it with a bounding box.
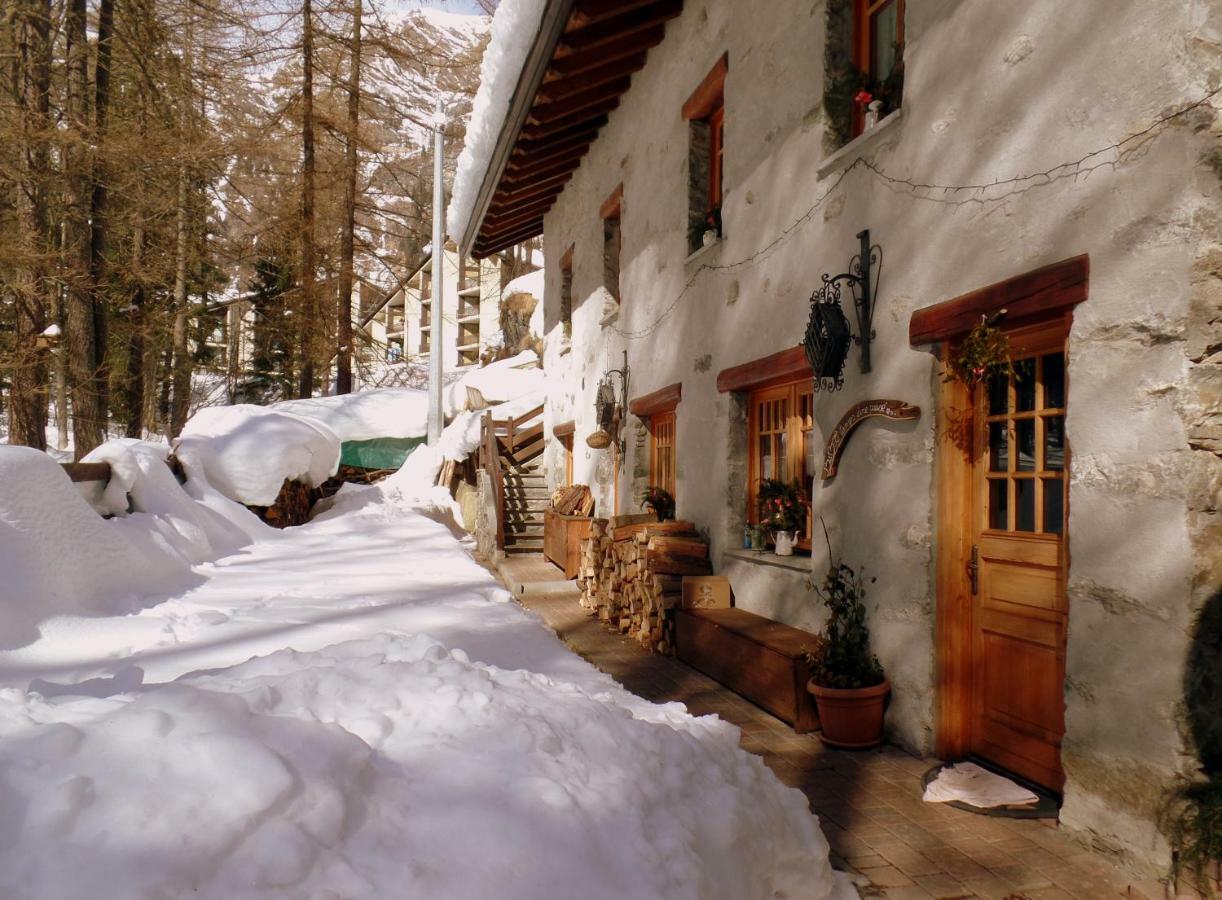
[339,436,424,470]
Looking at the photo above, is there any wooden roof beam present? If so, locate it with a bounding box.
[536,53,647,102]
[475,221,547,258]
[545,25,666,79]
[527,76,633,126]
[498,146,589,184]
[507,123,604,161]
[568,0,671,30]
[555,0,681,58]
[491,172,573,207]
[502,157,583,189]
[519,100,620,141]
[484,197,560,230]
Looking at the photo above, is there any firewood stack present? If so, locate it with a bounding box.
[549,484,595,517]
[577,515,712,654]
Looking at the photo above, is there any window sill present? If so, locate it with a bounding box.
[723,547,811,574]
[685,238,722,267]
[816,108,904,180]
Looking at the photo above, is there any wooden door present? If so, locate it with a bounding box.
[969,321,1069,791]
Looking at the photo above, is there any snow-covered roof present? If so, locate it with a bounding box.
[448,0,549,243]
[451,1,681,257]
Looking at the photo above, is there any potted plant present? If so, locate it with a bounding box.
[943,310,1016,390]
[802,528,889,747]
[641,486,675,521]
[758,478,805,556]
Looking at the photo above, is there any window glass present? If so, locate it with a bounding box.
[1043,479,1064,534]
[1015,479,1035,532]
[871,1,900,78]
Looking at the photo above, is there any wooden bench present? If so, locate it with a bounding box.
[675,607,821,733]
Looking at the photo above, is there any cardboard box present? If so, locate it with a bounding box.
[682,575,732,610]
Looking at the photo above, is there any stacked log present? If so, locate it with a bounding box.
[577,516,712,654]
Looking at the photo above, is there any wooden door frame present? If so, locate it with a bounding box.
[920,255,1089,763]
[934,353,975,760]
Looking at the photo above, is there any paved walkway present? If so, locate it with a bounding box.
[494,556,1181,900]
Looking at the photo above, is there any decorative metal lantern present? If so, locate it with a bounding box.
[804,296,852,391]
[802,229,881,392]
[586,351,630,450]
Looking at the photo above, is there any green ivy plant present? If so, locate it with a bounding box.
[1162,592,1222,895]
[944,310,1016,389]
[802,520,885,689]
[1163,780,1222,896]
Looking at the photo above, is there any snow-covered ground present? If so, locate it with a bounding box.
[0,437,854,899]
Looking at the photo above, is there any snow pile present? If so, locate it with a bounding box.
[502,266,544,302]
[176,405,342,506]
[0,444,260,651]
[0,633,853,899]
[442,348,545,417]
[448,0,548,239]
[273,387,429,443]
[0,485,856,900]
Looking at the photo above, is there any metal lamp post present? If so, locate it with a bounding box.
[427,98,445,445]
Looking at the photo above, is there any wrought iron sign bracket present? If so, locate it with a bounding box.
[803,229,882,392]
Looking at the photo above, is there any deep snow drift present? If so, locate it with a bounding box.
[0,440,854,899]
[176,405,343,506]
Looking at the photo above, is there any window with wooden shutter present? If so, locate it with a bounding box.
[748,379,816,549]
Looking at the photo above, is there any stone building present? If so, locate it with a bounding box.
[453,0,1221,877]
[358,240,541,382]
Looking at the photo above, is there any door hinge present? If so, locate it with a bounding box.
[968,544,980,596]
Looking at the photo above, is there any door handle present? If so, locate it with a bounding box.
[968,544,980,596]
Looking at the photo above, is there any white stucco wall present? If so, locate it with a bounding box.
[531,0,1220,874]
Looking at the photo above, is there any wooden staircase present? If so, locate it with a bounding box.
[501,461,548,555]
[479,402,547,555]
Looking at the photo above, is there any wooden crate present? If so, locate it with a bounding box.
[544,508,593,579]
[675,607,820,733]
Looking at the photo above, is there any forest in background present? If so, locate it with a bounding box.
[0,0,490,459]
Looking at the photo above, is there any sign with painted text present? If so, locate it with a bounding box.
[822,399,921,480]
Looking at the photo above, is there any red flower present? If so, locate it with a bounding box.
[854,90,873,106]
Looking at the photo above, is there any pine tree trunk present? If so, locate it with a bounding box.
[89,0,115,425]
[8,0,52,450]
[64,0,104,457]
[169,166,191,437]
[297,0,316,399]
[125,223,145,438]
[335,0,361,395]
[168,3,194,437]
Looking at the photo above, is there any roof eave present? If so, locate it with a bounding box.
[458,0,577,258]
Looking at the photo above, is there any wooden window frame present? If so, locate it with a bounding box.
[601,185,623,307]
[683,55,728,245]
[559,244,574,339]
[747,379,816,551]
[631,383,682,505]
[851,0,905,138]
[649,409,677,500]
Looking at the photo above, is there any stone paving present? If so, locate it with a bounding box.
[494,556,1187,900]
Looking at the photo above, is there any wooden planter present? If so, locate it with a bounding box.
[544,508,593,579]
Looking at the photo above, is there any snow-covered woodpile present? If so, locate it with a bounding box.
[577,516,712,654]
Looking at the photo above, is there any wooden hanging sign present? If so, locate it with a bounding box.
[822,399,921,480]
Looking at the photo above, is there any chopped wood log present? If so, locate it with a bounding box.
[646,536,708,559]
[612,518,695,542]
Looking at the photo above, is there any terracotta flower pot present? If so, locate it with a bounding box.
[806,678,890,749]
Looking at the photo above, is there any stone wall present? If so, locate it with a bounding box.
[533,0,1221,872]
